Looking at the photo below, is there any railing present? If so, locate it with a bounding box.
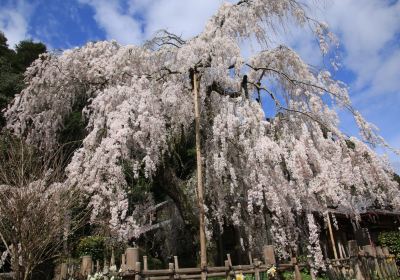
[326,240,399,280]
[57,245,305,280]
[54,241,400,280]
[120,252,305,280]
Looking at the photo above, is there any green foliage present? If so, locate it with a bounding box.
[0,32,47,127]
[14,40,46,70]
[378,231,400,260]
[394,173,400,186]
[76,236,105,261]
[282,271,328,280]
[147,256,163,269]
[345,139,356,149]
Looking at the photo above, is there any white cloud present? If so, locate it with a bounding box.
[135,0,223,39]
[79,0,225,45]
[318,0,400,96]
[0,0,33,48]
[78,0,143,45]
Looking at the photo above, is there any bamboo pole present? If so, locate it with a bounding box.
[193,70,207,280]
[326,212,338,259]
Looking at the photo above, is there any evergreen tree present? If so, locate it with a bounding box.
[0,31,47,127]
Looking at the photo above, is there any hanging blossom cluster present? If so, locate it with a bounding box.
[307,214,324,273]
[5,0,399,258]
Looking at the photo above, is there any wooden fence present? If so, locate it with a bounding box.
[119,248,305,280]
[54,241,399,280]
[326,240,399,280]
[56,245,305,280]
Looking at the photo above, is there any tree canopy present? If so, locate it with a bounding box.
[3,0,399,270]
[0,31,46,128]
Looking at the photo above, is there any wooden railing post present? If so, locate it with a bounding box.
[263,245,276,266]
[143,256,149,280]
[383,246,399,277]
[364,245,383,279]
[253,258,260,280]
[60,262,67,280]
[375,246,389,279]
[81,255,92,276]
[291,256,302,280]
[225,260,232,280]
[126,247,139,271]
[135,261,141,280]
[121,253,127,272]
[168,262,174,280]
[103,259,109,274]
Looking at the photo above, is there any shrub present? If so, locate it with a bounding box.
[378,231,400,260]
[76,236,105,261]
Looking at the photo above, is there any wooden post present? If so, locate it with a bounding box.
[126,247,139,271]
[103,259,109,274]
[383,246,399,277]
[169,262,174,280]
[143,256,149,280]
[338,240,345,259]
[143,256,148,271]
[110,247,115,267]
[174,256,179,270]
[364,245,383,279]
[263,245,276,266]
[225,260,232,280]
[326,212,338,259]
[81,255,92,276]
[292,256,302,280]
[135,262,141,280]
[121,253,127,272]
[253,259,260,280]
[348,240,364,280]
[248,252,253,265]
[193,70,207,280]
[60,262,67,280]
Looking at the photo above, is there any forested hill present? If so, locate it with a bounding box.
[0,31,46,127]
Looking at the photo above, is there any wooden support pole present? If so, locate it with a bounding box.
[326,212,338,259]
[193,70,207,280]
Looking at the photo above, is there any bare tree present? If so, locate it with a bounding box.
[0,133,86,280]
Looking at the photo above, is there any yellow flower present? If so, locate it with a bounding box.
[235,272,244,280]
[267,265,277,277]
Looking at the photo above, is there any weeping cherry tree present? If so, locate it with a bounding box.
[4,0,400,273]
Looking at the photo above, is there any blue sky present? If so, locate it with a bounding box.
[0,0,399,171]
